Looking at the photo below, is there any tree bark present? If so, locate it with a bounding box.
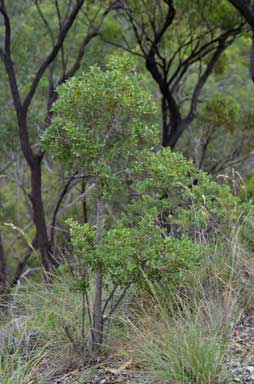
[92,198,104,350]
[0,231,7,294]
[81,179,88,224]
[31,157,55,274]
[0,0,111,276]
[228,0,254,28]
[250,29,254,80]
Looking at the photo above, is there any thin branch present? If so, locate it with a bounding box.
[10,251,32,288]
[45,1,116,125]
[61,321,83,356]
[57,182,96,219]
[198,126,215,169]
[102,285,118,314]
[83,289,92,330]
[34,0,55,46]
[0,1,11,56]
[55,0,66,76]
[50,172,78,244]
[64,0,73,21]
[0,161,12,174]
[105,282,132,321]
[0,2,34,165]
[208,140,248,174]
[99,34,144,58]
[23,0,85,112]
[60,2,115,82]
[186,32,240,125]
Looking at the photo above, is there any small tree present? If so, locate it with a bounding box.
[62,146,236,353]
[42,56,237,352]
[42,56,157,349]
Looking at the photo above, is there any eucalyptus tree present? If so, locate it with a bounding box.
[111,0,244,148]
[0,0,117,278]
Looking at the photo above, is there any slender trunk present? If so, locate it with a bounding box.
[2,57,53,276]
[1,0,97,278]
[16,108,54,276]
[31,156,55,276]
[81,179,88,224]
[250,29,254,81]
[92,198,104,350]
[0,232,7,294]
[93,271,103,349]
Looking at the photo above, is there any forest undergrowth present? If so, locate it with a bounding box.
[1,217,254,384]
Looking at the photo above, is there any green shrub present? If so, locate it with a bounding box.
[42,55,241,349]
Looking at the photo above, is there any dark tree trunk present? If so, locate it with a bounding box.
[161,96,185,149]
[81,179,88,224]
[161,97,170,147]
[0,0,109,276]
[31,157,55,273]
[16,107,54,275]
[166,122,186,149]
[162,119,181,149]
[122,1,242,149]
[0,58,54,275]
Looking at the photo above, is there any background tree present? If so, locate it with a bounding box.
[0,0,117,279]
[109,0,244,148]
[178,37,254,174]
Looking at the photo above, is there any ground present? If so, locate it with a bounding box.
[225,310,254,383]
[32,311,254,384]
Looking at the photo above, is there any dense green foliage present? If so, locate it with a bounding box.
[42,56,157,194]
[41,59,246,341]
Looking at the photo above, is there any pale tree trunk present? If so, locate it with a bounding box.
[250,30,254,81]
[0,231,7,294]
[92,198,104,350]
